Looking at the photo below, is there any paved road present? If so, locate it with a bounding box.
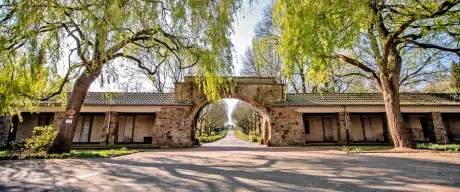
[1,128,460,192]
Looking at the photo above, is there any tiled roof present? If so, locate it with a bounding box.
[270,93,460,106]
[44,92,191,106]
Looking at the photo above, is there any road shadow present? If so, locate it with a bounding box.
[2,149,458,191]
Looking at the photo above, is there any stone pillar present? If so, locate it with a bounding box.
[431,112,449,143]
[101,111,119,145]
[0,115,10,145]
[52,112,67,130]
[338,112,351,144]
[261,117,270,145]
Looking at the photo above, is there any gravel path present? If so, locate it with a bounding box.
[1,128,459,192]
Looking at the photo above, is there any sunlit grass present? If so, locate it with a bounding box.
[0,147,138,160]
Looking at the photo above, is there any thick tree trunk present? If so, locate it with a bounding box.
[382,88,413,148]
[381,48,413,149]
[48,67,102,153]
[452,61,460,90]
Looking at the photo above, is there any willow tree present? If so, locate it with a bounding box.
[0,39,69,118]
[273,0,460,148]
[1,0,241,153]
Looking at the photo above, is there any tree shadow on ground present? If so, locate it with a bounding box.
[0,148,459,192]
[95,152,460,191]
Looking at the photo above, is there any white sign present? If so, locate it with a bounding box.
[65,119,73,124]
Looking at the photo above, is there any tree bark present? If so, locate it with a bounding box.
[48,66,102,153]
[382,88,413,148]
[380,49,413,148]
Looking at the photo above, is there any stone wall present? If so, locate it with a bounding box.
[174,77,284,110]
[101,112,119,145]
[152,106,194,148]
[338,112,349,144]
[432,112,449,143]
[268,107,304,146]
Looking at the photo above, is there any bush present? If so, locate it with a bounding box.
[197,129,227,143]
[353,147,362,153]
[416,143,460,151]
[234,126,262,144]
[24,126,58,155]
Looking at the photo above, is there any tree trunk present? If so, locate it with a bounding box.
[451,61,460,90]
[381,49,413,149]
[382,89,413,148]
[48,67,102,153]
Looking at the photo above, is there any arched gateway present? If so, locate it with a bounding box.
[1,76,460,147]
[174,76,285,146]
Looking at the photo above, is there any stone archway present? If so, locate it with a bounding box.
[174,76,285,145]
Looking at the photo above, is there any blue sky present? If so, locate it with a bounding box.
[231,0,272,75]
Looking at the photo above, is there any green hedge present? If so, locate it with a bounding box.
[197,129,228,143]
[416,143,460,151]
[233,126,262,144]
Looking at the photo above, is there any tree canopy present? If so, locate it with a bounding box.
[1,0,244,152]
[0,0,242,107]
[272,0,460,148]
[273,0,459,87]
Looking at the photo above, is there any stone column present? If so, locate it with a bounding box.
[101,111,119,145]
[261,117,270,145]
[338,112,351,144]
[431,112,449,143]
[0,115,10,145]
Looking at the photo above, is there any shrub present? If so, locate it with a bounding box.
[416,143,460,151]
[234,126,262,144]
[353,147,362,153]
[341,146,350,153]
[197,129,227,143]
[24,126,58,155]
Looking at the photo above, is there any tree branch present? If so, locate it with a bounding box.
[400,39,460,56]
[335,54,382,90]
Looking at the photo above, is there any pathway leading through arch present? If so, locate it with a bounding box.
[199,127,264,150]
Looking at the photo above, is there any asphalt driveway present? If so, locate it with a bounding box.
[1,129,459,192]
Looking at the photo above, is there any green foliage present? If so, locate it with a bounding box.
[0,49,67,117]
[0,151,7,158]
[273,0,367,84]
[272,0,460,89]
[341,146,351,153]
[0,0,244,111]
[234,126,262,144]
[416,143,460,152]
[341,145,394,153]
[353,147,362,153]
[0,147,138,160]
[24,126,58,155]
[198,129,227,144]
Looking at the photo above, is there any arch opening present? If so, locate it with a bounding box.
[192,98,269,145]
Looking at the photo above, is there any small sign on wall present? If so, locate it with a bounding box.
[65,119,73,124]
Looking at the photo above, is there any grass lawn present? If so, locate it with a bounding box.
[341,145,394,153]
[0,147,138,160]
[342,144,460,153]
